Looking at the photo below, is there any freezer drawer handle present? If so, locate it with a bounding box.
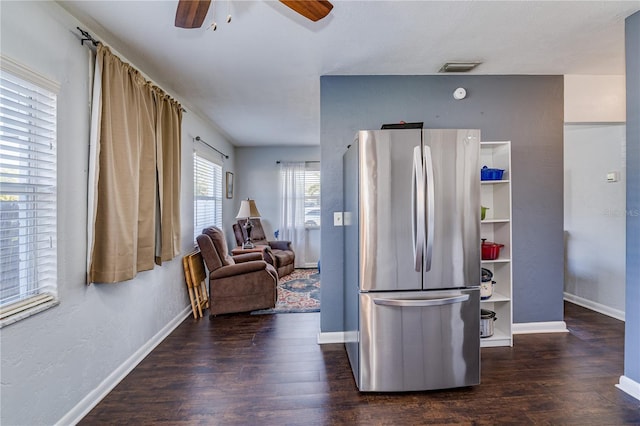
[373,294,470,307]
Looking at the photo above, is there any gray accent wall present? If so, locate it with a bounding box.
[320,75,565,332]
[625,11,640,385]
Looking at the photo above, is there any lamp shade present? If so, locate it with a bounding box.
[236,199,261,219]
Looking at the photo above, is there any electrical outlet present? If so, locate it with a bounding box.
[334,212,343,226]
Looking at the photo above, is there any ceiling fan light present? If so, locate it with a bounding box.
[438,62,482,73]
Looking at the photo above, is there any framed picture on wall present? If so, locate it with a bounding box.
[226,172,234,199]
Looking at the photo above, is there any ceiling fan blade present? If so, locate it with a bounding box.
[175,0,211,28]
[279,0,333,22]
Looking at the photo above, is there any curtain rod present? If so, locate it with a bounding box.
[195,136,229,159]
[77,27,100,47]
[276,160,320,164]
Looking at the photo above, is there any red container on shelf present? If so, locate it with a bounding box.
[481,239,504,260]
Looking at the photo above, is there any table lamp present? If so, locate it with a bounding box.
[236,198,261,248]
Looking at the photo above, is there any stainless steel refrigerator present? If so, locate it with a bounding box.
[343,128,481,392]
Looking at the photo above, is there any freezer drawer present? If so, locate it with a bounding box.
[358,288,480,392]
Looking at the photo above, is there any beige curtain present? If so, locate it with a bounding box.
[89,45,182,283]
[154,89,182,264]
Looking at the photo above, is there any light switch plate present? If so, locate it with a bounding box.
[607,171,619,182]
[334,212,343,226]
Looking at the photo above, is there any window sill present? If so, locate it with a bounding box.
[0,298,59,329]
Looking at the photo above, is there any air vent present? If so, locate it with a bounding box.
[438,62,482,73]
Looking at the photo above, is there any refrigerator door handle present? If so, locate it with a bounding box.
[423,145,435,271]
[412,146,425,272]
[373,294,470,308]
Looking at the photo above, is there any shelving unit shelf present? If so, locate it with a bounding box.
[480,141,513,348]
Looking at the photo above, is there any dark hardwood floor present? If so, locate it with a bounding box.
[81,302,640,425]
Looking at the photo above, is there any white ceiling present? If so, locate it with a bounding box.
[59,1,639,146]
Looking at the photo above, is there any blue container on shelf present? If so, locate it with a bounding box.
[481,166,505,181]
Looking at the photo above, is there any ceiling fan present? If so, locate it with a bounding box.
[175,0,333,28]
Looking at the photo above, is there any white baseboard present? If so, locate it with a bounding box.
[317,331,346,344]
[56,306,192,426]
[512,321,568,334]
[563,292,625,321]
[616,375,640,402]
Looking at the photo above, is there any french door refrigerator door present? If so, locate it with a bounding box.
[358,289,480,392]
[422,129,481,290]
[358,129,423,292]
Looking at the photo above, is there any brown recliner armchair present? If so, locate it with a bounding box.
[197,226,277,316]
[232,219,295,277]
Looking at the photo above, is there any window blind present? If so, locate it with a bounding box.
[304,163,321,227]
[193,151,223,241]
[0,64,58,315]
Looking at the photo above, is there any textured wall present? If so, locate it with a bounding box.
[564,75,626,123]
[564,124,626,316]
[0,2,236,424]
[320,75,565,332]
[625,11,640,384]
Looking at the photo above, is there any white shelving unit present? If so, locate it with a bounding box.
[480,141,513,348]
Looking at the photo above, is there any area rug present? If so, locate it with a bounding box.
[251,269,320,314]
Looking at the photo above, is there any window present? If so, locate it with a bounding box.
[280,161,321,229]
[0,58,58,324]
[303,162,321,227]
[279,161,321,268]
[193,149,223,241]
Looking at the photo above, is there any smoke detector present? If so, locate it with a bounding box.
[438,62,482,73]
[453,87,467,100]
